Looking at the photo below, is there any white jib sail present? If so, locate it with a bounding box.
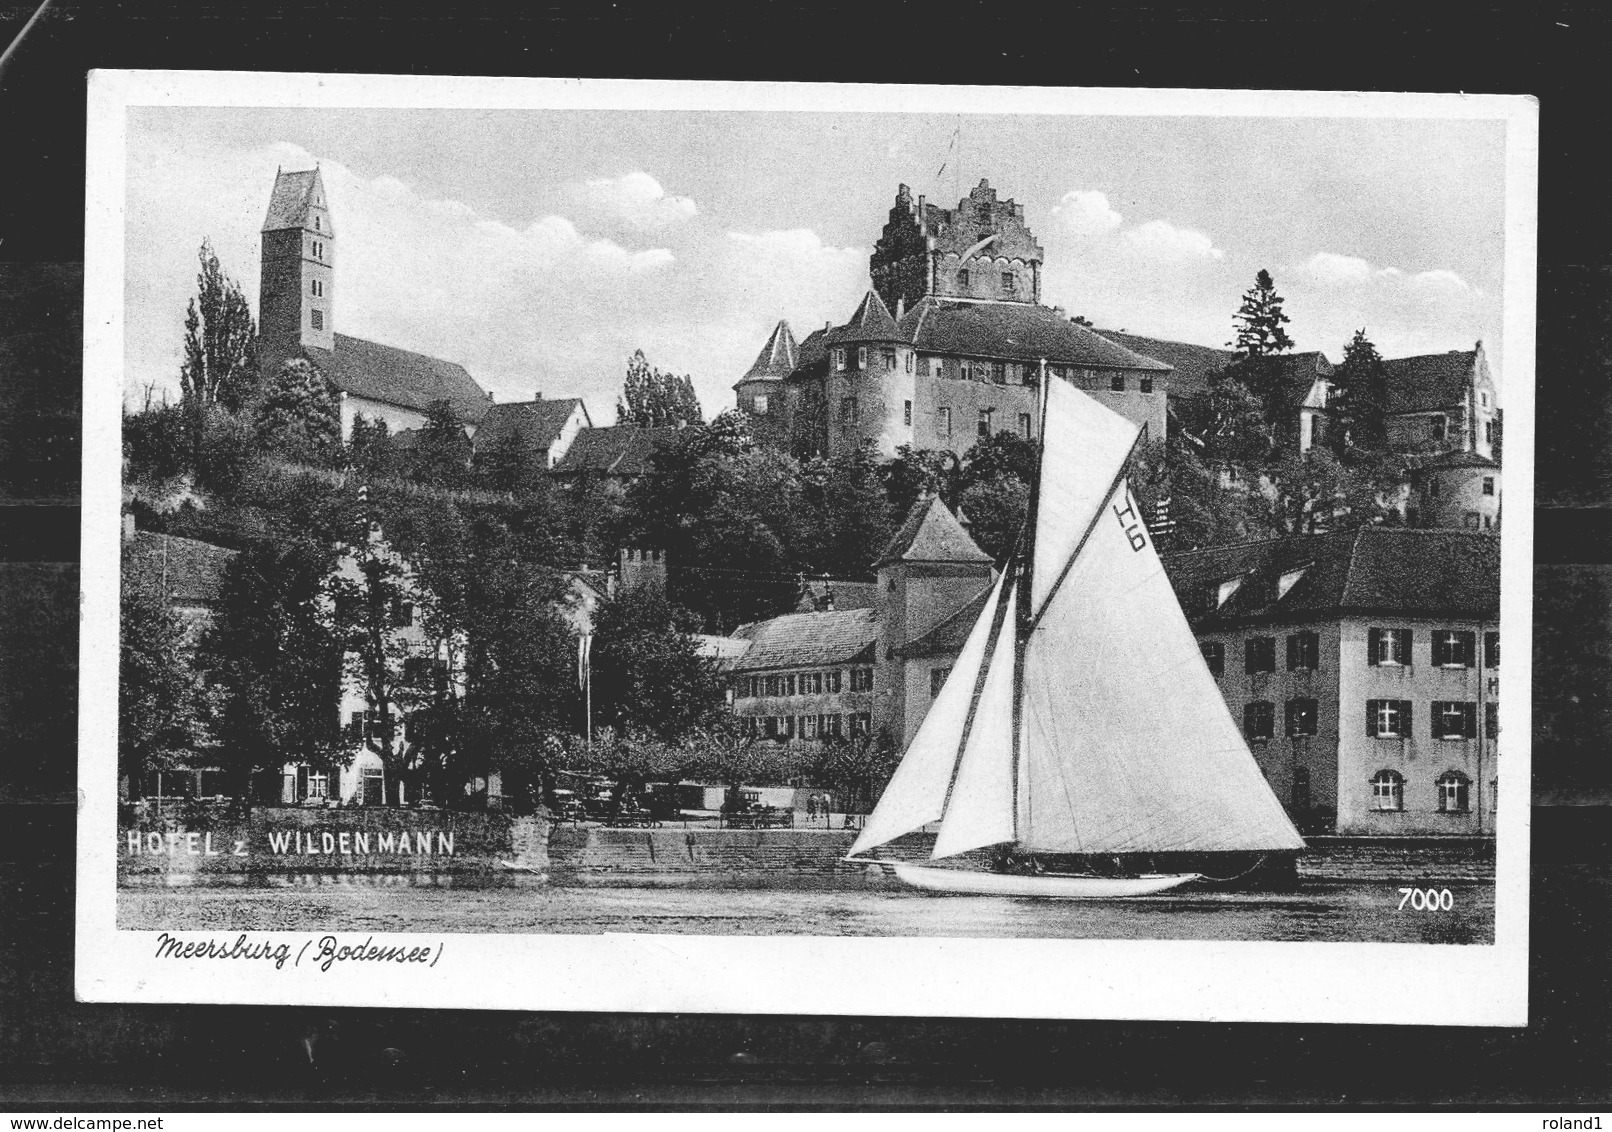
[931,579,1019,860]
[1018,478,1305,855]
[1030,376,1143,618]
[847,570,1007,857]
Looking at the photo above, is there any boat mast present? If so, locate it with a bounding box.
[1012,358,1053,841]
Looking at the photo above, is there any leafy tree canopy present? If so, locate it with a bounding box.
[255,357,342,467]
[617,348,704,428]
[180,239,259,415]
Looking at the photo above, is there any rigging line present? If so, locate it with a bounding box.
[1026,427,1148,634]
[1014,360,1053,841]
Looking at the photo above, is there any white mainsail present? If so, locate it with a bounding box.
[930,580,1019,859]
[847,570,1006,857]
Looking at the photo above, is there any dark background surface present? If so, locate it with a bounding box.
[3,0,1611,1108]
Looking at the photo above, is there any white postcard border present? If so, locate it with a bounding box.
[78,72,1537,1025]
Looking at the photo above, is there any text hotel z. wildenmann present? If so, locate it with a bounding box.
[151,932,443,972]
[125,828,456,858]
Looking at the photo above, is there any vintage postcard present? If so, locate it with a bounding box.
[79,74,1536,1023]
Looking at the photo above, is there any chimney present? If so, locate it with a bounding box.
[122,512,135,544]
[895,297,905,319]
[533,390,543,400]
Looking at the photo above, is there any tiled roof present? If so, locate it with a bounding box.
[1383,349,1478,415]
[827,290,900,345]
[696,633,753,665]
[878,495,994,568]
[126,530,237,607]
[550,425,680,477]
[726,607,879,672]
[736,320,800,387]
[897,299,1171,372]
[896,581,994,660]
[1095,331,1235,399]
[1163,528,1499,629]
[305,333,491,425]
[261,168,328,233]
[474,398,587,453]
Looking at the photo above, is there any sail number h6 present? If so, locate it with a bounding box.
[1113,498,1148,552]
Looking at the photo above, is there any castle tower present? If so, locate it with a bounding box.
[823,288,914,458]
[869,179,1044,315]
[734,319,798,450]
[873,495,995,747]
[259,167,335,366]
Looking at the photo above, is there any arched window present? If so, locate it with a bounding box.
[1370,769,1405,812]
[1437,771,1471,814]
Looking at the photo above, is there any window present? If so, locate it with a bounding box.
[1286,697,1319,737]
[978,408,994,438]
[850,667,874,692]
[1001,271,1015,293]
[959,359,972,382]
[763,674,781,697]
[882,348,897,371]
[1110,374,1126,392]
[800,671,822,695]
[311,309,324,331]
[1432,700,1478,739]
[1432,630,1476,668]
[753,394,769,415]
[1140,376,1153,394]
[801,715,820,740]
[1485,631,1499,668]
[906,352,914,374]
[1430,415,1446,440]
[1485,701,1499,738]
[1244,701,1275,741]
[826,669,842,694]
[744,676,759,699]
[930,667,952,698]
[1480,392,1489,409]
[938,407,952,438]
[306,771,330,801]
[904,400,912,426]
[1437,771,1471,813]
[1370,770,1405,812]
[850,712,872,736]
[787,674,800,696]
[311,239,324,259]
[1366,699,1413,738]
[1201,641,1225,678]
[1368,628,1412,667]
[1293,766,1311,812]
[1245,636,1276,674]
[1485,420,1495,445]
[991,361,1006,385]
[824,713,844,739]
[840,397,859,425]
[314,215,322,232]
[311,278,324,297]
[1482,476,1495,496]
[1017,412,1032,440]
[958,268,969,288]
[833,348,846,371]
[763,717,783,740]
[1286,630,1319,671]
[1464,512,1482,530]
[924,356,941,377]
[403,656,429,685]
[361,766,385,806]
[857,346,867,370]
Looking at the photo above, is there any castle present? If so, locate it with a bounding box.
[734,180,1170,461]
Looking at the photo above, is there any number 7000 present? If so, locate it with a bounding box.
[1398,887,1454,911]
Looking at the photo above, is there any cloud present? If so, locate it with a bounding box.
[1298,252,1377,286]
[574,171,697,230]
[1050,189,1123,236]
[1281,252,1492,361]
[1121,219,1225,262]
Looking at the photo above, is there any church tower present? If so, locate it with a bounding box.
[259,167,335,365]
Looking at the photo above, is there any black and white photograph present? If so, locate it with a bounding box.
[75,75,1535,1025]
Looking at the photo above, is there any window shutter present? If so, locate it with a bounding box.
[1366,700,1379,737]
[1368,629,1381,666]
[1401,700,1413,737]
[1464,702,1478,739]
[1431,703,1443,739]
[296,766,309,801]
[1459,631,1476,667]
[1399,630,1413,666]
[329,766,342,800]
[1286,635,1297,670]
[1284,700,1295,736]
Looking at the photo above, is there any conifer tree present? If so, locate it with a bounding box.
[179,239,260,414]
[1331,328,1391,452]
[1231,269,1296,359]
[255,357,342,466]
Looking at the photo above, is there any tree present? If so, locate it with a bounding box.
[1199,363,1274,467]
[198,539,345,804]
[883,446,957,518]
[409,399,470,489]
[120,548,205,798]
[123,399,190,485]
[179,240,260,416]
[959,471,1029,562]
[474,430,542,496]
[255,357,342,466]
[1231,269,1296,359]
[590,584,727,743]
[806,444,894,578]
[616,348,703,428]
[959,430,1037,493]
[347,414,392,477]
[1331,328,1391,452]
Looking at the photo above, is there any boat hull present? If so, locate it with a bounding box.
[891,862,1201,898]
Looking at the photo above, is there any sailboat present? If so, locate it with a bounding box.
[846,373,1305,897]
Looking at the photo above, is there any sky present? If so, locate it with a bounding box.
[123,105,1509,423]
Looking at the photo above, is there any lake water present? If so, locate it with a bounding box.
[118,875,1494,945]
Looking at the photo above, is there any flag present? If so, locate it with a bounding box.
[577,633,592,690]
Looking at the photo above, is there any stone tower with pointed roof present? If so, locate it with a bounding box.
[873,494,996,747]
[734,319,799,449]
[259,166,335,358]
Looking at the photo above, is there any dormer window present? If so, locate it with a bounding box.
[1277,566,1308,600]
[857,346,867,370]
[833,348,846,371]
[1216,577,1243,608]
